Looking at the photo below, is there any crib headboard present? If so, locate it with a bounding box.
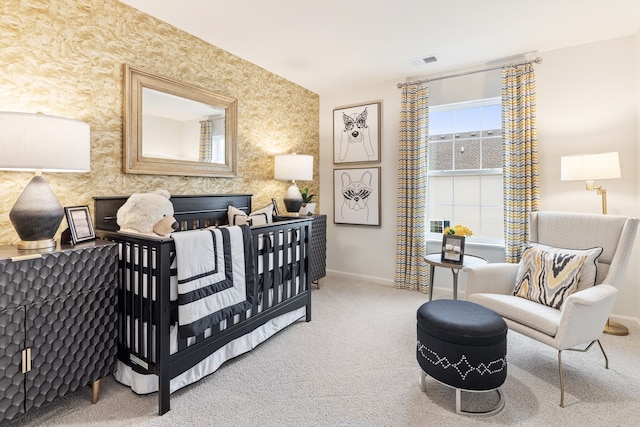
[93,194,253,232]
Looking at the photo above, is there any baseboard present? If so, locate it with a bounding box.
[325,269,394,287]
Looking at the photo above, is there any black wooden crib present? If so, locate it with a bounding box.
[94,194,312,415]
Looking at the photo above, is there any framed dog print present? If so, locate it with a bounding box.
[333,101,381,164]
[64,205,96,244]
[441,235,465,265]
[334,167,380,226]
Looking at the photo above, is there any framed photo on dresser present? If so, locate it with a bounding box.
[64,205,96,244]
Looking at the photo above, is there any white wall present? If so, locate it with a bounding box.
[320,34,640,321]
[537,36,639,321]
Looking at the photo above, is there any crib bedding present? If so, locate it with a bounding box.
[172,225,255,337]
[94,194,312,415]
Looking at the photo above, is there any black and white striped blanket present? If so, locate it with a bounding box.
[171,225,255,338]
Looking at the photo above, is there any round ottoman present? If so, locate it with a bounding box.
[416,299,507,416]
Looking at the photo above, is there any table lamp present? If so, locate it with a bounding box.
[560,151,626,335]
[0,112,90,249]
[274,154,313,214]
[560,152,620,215]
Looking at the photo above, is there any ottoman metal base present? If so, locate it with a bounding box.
[419,369,505,416]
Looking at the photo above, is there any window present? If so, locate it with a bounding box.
[427,97,503,243]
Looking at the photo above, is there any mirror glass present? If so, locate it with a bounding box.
[123,65,237,177]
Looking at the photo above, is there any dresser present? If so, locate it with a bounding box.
[275,214,326,286]
[0,240,118,422]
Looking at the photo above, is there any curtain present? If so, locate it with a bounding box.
[394,82,430,292]
[199,119,213,162]
[502,62,540,263]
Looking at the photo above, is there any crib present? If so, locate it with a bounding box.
[93,194,312,415]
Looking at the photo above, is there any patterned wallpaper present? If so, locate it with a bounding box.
[0,0,319,245]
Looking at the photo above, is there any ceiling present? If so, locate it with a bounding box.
[119,0,640,95]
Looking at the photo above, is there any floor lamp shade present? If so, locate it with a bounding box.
[560,152,620,215]
[274,154,313,213]
[560,152,621,182]
[0,112,91,249]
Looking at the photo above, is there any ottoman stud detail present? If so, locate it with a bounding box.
[416,299,508,416]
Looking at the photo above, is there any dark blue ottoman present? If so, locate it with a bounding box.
[416,299,507,416]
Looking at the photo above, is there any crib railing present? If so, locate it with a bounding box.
[96,217,312,381]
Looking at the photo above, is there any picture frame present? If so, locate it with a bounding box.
[333,101,381,164]
[334,167,380,226]
[441,235,465,264]
[64,206,96,244]
[271,198,280,216]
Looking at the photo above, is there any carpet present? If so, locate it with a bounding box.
[7,274,640,426]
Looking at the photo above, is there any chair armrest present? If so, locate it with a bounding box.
[555,284,618,349]
[463,263,520,298]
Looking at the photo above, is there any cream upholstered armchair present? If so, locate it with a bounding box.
[463,211,639,407]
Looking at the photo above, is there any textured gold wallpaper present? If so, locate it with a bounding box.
[0,0,319,245]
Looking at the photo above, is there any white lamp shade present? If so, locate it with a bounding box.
[274,154,313,181]
[560,152,620,181]
[0,112,90,172]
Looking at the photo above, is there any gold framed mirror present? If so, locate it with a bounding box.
[123,64,237,177]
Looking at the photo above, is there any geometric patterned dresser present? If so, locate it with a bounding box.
[0,240,118,422]
[275,214,326,287]
[308,214,327,286]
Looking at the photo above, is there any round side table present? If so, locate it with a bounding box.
[424,253,488,301]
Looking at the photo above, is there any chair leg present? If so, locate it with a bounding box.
[557,350,565,408]
[596,339,609,369]
[558,340,609,407]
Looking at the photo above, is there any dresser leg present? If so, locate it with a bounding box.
[92,379,101,404]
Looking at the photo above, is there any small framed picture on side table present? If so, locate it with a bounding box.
[64,205,96,244]
[441,235,465,264]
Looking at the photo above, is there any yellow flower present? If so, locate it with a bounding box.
[444,225,473,237]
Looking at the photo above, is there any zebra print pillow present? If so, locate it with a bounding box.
[513,245,597,309]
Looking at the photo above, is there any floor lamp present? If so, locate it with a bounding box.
[560,151,627,335]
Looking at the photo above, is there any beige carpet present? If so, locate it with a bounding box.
[6,275,640,427]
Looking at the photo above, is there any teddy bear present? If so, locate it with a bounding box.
[116,189,179,236]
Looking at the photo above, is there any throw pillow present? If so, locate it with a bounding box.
[227,204,273,226]
[513,245,588,309]
[528,243,603,291]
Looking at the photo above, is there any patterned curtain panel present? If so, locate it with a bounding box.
[502,62,540,263]
[394,82,430,292]
[199,119,213,162]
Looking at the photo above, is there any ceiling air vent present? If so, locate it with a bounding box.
[407,55,438,67]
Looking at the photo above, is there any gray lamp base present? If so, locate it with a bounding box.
[283,181,303,213]
[9,174,63,249]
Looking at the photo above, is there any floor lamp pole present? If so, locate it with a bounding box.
[597,185,629,336]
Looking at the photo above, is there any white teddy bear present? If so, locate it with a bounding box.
[116,189,179,236]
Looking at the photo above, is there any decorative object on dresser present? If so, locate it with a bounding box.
[0,240,118,422]
[299,187,316,215]
[93,193,313,415]
[63,205,96,244]
[274,153,314,214]
[0,112,90,249]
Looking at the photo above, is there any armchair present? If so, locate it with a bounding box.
[463,211,639,407]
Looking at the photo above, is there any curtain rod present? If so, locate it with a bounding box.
[397,57,542,88]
